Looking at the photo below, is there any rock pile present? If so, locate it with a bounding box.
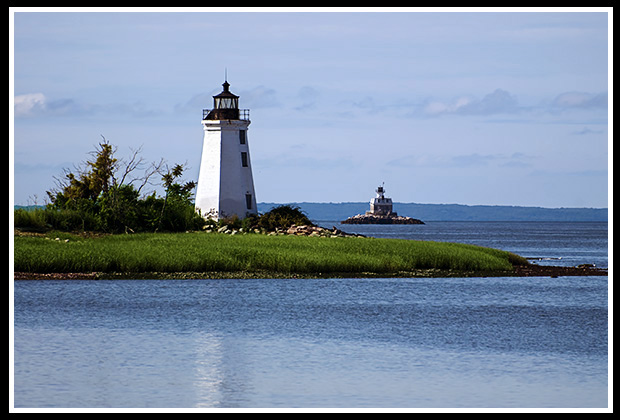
[202,224,364,238]
[285,225,364,238]
[341,214,424,224]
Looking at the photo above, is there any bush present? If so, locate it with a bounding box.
[252,205,313,231]
[14,208,48,231]
[29,140,205,234]
[14,207,99,232]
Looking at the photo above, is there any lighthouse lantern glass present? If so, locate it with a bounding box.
[215,97,238,109]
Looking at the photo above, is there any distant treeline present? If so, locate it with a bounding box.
[258,202,608,222]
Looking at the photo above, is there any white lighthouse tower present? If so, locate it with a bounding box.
[367,184,395,216]
[194,79,257,220]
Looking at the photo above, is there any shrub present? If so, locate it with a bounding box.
[23,140,206,234]
[252,205,313,231]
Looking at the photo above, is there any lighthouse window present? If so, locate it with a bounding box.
[239,130,246,144]
[241,152,248,167]
[246,194,253,210]
[215,97,237,109]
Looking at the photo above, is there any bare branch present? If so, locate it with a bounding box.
[136,158,166,195]
[118,145,145,187]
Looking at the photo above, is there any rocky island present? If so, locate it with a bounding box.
[341,185,424,225]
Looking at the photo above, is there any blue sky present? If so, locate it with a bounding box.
[11,8,611,208]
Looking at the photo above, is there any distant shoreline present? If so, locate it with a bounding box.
[258,202,608,223]
[16,203,608,222]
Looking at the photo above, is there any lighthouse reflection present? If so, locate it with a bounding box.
[191,332,254,408]
[183,279,262,408]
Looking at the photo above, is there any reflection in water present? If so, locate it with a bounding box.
[192,333,256,408]
[190,332,225,408]
[13,276,608,408]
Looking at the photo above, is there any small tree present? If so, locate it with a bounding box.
[43,138,203,233]
[154,163,202,232]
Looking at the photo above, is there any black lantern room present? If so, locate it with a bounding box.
[205,80,240,120]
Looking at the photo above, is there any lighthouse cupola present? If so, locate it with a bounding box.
[204,80,245,120]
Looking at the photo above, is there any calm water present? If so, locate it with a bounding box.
[12,222,609,409]
[322,221,609,268]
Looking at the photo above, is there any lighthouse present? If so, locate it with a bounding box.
[368,184,395,216]
[194,79,257,220]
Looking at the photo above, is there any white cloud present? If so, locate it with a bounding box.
[422,89,608,119]
[14,93,46,117]
[458,89,519,115]
[551,91,608,109]
[424,89,519,117]
[424,96,473,116]
[14,92,90,118]
[14,92,163,119]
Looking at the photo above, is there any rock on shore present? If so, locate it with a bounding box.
[341,214,424,225]
[202,224,365,238]
[285,224,365,238]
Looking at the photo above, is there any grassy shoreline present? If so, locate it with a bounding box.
[14,230,533,279]
[14,229,607,280]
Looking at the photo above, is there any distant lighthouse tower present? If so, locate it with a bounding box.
[195,79,257,220]
[367,184,395,216]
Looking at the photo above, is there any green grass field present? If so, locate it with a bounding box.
[13,231,529,278]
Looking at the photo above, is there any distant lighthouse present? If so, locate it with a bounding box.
[368,184,395,216]
[341,184,424,224]
[194,79,257,220]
